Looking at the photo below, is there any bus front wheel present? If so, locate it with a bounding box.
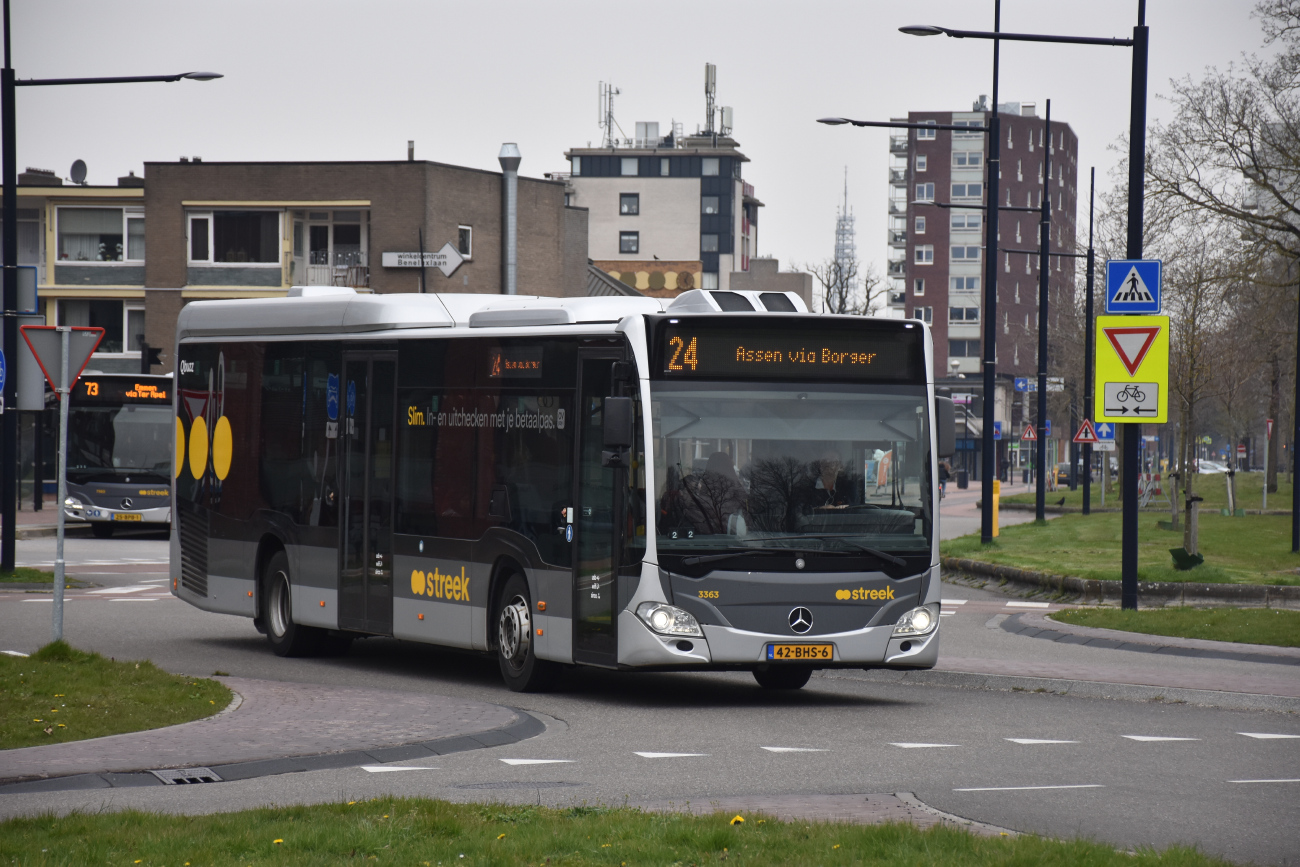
[753,666,813,690]
[263,551,320,657]
[495,573,555,693]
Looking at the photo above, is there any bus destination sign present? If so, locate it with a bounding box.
[488,346,544,379]
[658,323,922,382]
[78,377,170,404]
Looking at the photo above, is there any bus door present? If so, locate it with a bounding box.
[338,353,397,634]
[572,352,626,665]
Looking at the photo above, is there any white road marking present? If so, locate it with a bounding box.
[1123,736,1200,742]
[1,650,29,657]
[634,752,707,758]
[954,784,1103,792]
[761,747,828,753]
[498,759,574,765]
[940,599,967,605]
[1004,601,1051,608]
[889,743,960,749]
[89,585,151,595]
[1228,778,1300,784]
[1238,732,1300,739]
[22,599,57,603]
[111,598,159,602]
[361,765,439,773]
[940,613,956,617]
[1005,738,1079,745]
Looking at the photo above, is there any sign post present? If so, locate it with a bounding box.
[19,325,103,641]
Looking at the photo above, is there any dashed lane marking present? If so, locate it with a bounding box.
[1123,736,1200,742]
[499,759,574,765]
[761,747,828,752]
[1238,732,1300,739]
[88,586,152,595]
[361,766,439,773]
[890,743,960,749]
[1228,778,1300,784]
[1004,601,1051,608]
[940,599,967,605]
[1005,739,1079,745]
[954,784,1104,792]
[110,598,159,602]
[634,752,707,758]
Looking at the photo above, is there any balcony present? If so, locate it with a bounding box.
[887,262,906,277]
[299,251,369,288]
[889,135,909,153]
[888,231,907,246]
[889,290,906,306]
[889,200,908,215]
[889,168,906,183]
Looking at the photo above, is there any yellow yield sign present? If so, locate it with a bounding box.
[1094,314,1169,424]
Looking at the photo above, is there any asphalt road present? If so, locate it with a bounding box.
[3,531,1298,865]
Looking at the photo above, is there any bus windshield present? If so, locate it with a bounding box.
[67,404,173,483]
[651,381,932,557]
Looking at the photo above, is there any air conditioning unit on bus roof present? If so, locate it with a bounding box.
[666,289,808,314]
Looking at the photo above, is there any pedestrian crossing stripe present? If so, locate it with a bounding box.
[1114,266,1155,303]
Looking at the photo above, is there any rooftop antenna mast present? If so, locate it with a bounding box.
[598,81,623,148]
[704,63,717,135]
[833,167,858,312]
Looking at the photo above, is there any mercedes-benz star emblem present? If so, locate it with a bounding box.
[120,498,133,509]
[788,607,813,634]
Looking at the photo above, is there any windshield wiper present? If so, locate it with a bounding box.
[745,534,909,567]
[681,547,824,567]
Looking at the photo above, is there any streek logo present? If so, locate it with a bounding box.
[835,586,895,601]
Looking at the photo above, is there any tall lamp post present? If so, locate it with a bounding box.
[0,0,220,571]
[901,0,1148,609]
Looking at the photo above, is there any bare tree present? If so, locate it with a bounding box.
[806,259,887,315]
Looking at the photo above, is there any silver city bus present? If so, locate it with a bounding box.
[171,287,955,691]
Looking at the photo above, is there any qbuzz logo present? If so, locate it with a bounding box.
[411,566,471,603]
[834,586,896,601]
[179,360,196,374]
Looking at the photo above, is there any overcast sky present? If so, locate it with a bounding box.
[16,1,1267,278]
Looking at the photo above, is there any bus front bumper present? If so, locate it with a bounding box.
[64,504,171,525]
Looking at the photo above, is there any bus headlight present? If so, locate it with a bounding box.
[892,604,938,637]
[636,602,702,637]
[64,496,83,510]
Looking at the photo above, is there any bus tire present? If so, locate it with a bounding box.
[263,550,319,657]
[495,572,555,693]
[753,666,813,690]
[91,523,114,539]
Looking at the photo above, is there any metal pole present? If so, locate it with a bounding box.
[1035,100,1052,522]
[1,0,16,572]
[980,0,1001,544]
[498,143,521,296]
[418,228,427,294]
[1122,2,1149,609]
[1083,168,1095,515]
[1293,265,1299,551]
[52,327,68,641]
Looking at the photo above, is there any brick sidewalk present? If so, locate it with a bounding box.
[0,677,525,783]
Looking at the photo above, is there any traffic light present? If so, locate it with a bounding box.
[140,343,163,373]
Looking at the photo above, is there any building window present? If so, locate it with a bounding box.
[571,156,582,177]
[620,193,640,215]
[660,157,671,176]
[949,339,979,357]
[950,213,981,231]
[912,306,933,323]
[701,234,719,253]
[952,120,983,138]
[952,182,983,199]
[57,207,144,262]
[915,182,935,202]
[949,306,980,323]
[916,154,927,171]
[458,225,473,258]
[914,244,934,264]
[914,278,925,296]
[916,121,937,140]
[951,276,979,292]
[619,231,639,254]
[188,211,280,264]
[701,272,719,290]
[914,216,926,234]
[702,157,720,176]
[621,157,638,176]
[57,299,143,355]
[951,245,982,262]
[701,196,720,215]
[952,151,983,167]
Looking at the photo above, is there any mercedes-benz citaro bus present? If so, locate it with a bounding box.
[171,287,956,692]
[62,372,174,538]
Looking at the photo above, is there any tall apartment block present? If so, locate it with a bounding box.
[886,99,1079,382]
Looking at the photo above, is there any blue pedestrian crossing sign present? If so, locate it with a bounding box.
[1106,259,1161,314]
[993,421,1002,441]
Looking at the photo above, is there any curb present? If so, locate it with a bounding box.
[0,708,546,794]
[11,525,94,541]
[941,556,1300,609]
[995,502,1292,516]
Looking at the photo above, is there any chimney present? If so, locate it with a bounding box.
[408,140,414,161]
[498,143,521,296]
[117,170,144,188]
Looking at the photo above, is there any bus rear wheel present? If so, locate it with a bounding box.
[753,666,813,690]
[263,551,321,657]
[495,573,555,693]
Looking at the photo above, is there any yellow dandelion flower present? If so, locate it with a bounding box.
[833,844,841,850]
[757,819,766,824]
[497,833,507,840]
[601,843,611,848]
[273,839,283,845]
[730,815,744,825]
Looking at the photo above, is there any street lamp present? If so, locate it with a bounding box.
[0,0,221,572]
[902,0,1149,610]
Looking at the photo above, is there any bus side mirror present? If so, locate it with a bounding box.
[935,396,956,458]
[603,396,634,468]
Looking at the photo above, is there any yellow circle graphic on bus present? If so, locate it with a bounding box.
[212,416,233,480]
[174,418,185,479]
[188,416,209,480]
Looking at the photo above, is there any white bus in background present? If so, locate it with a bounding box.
[171,287,955,691]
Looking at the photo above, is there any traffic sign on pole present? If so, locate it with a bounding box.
[1044,419,1052,438]
[1106,259,1162,313]
[1095,315,1169,424]
[993,421,1002,441]
[1073,419,1100,444]
[1021,423,1037,441]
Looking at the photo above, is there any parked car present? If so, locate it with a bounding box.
[1195,460,1229,474]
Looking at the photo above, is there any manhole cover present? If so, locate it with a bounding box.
[455,781,583,790]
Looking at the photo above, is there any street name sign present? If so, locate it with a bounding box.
[381,243,464,277]
[1106,259,1162,314]
[1095,315,1169,424]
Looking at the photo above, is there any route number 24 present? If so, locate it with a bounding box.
[668,336,699,371]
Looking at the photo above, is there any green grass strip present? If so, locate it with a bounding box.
[941,512,1300,585]
[1051,607,1300,648]
[0,641,232,750]
[0,566,56,583]
[1001,471,1292,513]
[0,797,1229,866]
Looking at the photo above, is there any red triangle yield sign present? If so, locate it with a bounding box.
[1103,325,1160,376]
[1021,423,1037,441]
[1073,419,1099,444]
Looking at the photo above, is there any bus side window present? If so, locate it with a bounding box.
[304,350,341,527]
